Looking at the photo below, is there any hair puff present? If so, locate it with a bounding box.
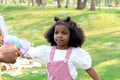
[54,17,60,22]
[64,16,71,22]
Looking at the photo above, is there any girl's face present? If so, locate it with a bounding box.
[54,25,70,49]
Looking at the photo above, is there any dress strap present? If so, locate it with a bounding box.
[49,46,72,60]
[49,46,56,61]
[65,47,72,59]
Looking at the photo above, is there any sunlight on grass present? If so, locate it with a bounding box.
[95,59,120,71]
[95,59,120,80]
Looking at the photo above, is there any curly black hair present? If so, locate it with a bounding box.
[44,16,85,47]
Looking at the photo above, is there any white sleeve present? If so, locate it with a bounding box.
[71,48,92,70]
[28,45,51,63]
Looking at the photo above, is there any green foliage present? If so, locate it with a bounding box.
[47,0,54,4]
[0,6,120,80]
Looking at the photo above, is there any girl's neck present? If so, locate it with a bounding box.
[56,46,68,50]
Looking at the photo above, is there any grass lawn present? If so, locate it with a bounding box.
[0,6,120,80]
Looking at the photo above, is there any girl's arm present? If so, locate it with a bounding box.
[86,67,100,80]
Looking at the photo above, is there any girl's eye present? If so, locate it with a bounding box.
[54,31,68,34]
[54,31,58,34]
[62,32,68,34]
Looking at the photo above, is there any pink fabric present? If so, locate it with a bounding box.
[47,46,73,80]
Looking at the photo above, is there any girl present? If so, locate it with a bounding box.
[27,16,100,80]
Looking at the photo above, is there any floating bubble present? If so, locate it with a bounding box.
[82,21,88,26]
[89,16,96,22]
[60,10,66,16]
[40,70,47,74]
[30,42,34,47]
[80,16,85,20]
[105,42,112,48]
[32,29,38,33]
[109,17,114,22]
[8,29,17,36]
[32,29,39,37]
[115,43,120,50]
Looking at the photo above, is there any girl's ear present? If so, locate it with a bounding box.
[54,17,60,22]
[65,16,71,22]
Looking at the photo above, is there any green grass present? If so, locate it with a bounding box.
[0,6,120,80]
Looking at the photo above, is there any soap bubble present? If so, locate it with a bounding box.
[80,16,85,20]
[82,21,88,26]
[89,16,96,22]
[40,70,47,74]
[8,29,17,36]
[105,42,112,48]
[32,29,38,33]
[60,10,66,16]
[32,29,39,37]
[30,42,34,47]
[115,43,120,50]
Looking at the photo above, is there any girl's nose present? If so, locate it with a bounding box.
[57,33,62,37]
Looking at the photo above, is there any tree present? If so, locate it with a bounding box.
[1,0,3,4]
[90,0,96,11]
[36,0,42,6]
[65,0,70,8]
[20,0,25,4]
[77,0,87,9]
[1,0,8,5]
[82,0,87,9]
[41,0,46,10]
[28,0,34,6]
[57,0,61,8]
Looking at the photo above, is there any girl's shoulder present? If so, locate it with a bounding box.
[71,47,92,70]
[71,47,90,57]
[72,47,89,54]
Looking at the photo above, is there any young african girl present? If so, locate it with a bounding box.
[26,16,100,80]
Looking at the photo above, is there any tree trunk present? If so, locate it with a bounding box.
[76,0,87,9]
[65,0,69,8]
[90,0,96,11]
[82,0,87,8]
[98,0,101,10]
[77,0,82,9]
[20,0,25,3]
[28,0,30,5]
[36,0,42,6]
[28,0,34,6]
[1,0,3,4]
[13,0,16,5]
[31,0,34,6]
[41,0,46,10]
[57,0,61,8]
[2,0,8,5]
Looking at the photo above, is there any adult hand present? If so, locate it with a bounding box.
[0,44,20,64]
[0,36,3,46]
[0,39,3,46]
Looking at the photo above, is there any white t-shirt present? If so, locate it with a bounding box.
[28,45,92,80]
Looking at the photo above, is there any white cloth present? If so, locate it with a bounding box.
[28,45,92,79]
[0,15,8,36]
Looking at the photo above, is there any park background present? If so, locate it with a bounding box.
[0,0,120,80]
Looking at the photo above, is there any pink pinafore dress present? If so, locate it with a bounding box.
[47,46,73,80]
